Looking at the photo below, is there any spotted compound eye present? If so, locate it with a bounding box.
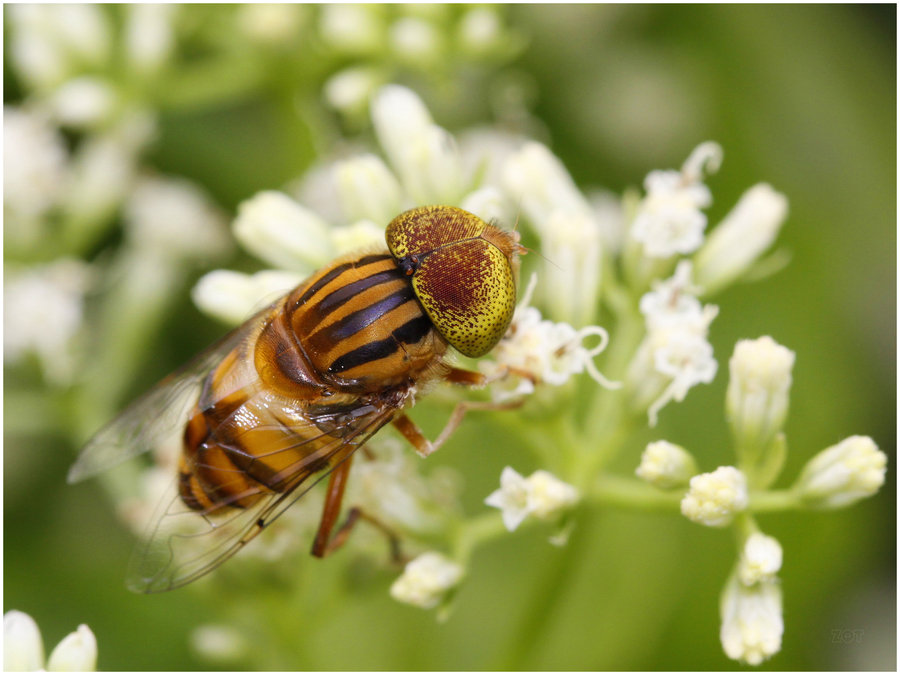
[385,205,520,358]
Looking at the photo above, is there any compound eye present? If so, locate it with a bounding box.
[386,206,519,358]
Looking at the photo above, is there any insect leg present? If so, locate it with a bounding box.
[311,453,405,563]
[311,454,354,557]
[393,398,524,458]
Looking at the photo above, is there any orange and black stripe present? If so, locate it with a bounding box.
[285,253,439,386]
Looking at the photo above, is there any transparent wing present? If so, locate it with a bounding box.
[67,304,278,484]
[127,402,399,593]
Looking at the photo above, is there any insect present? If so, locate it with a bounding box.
[69,205,523,592]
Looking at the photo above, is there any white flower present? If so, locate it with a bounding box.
[726,336,796,455]
[238,4,307,44]
[390,17,443,64]
[190,624,248,663]
[4,610,44,671]
[318,4,384,55]
[60,111,156,225]
[720,574,783,665]
[3,106,68,229]
[500,141,603,326]
[694,183,789,294]
[372,85,464,204]
[636,440,698,489]
[738,533,783,586]
[482,276,616,400]
[630,142,722,259]
[191,269,306,325]
[795,436,887,509]
[4,610,97,672]
[680,466,748,527]
[330,220,386,255]
[323,66,382,117]
[8,4,111,90]
[485,466,579,531]
[457,7,503,55]
[390,552,464,609]
[124,4,176,73]
[124,175,229,262]
[627,263,719,425]
[333,154,403,226]
[233,190,335,273]
[46,76,117,129]
[4,259,94,385]
[46,624,98,672]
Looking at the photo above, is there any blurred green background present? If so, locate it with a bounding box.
[5,4,895,670]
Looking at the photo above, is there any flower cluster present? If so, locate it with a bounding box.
[637,335,886,664]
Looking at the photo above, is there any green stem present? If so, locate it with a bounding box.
[591,475,684,510]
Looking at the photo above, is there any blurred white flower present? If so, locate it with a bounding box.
[501,141,603,326]
[4,610,97,672]
[720,574,783,665]
[192,269,306,325]
[4,259,94,385]
[323,66,383,118]
[390,16,443,64]
[636,440,698,489]
[232,190,335,273]
[485,466,579,531]
[694,183,789,294]
[390,552,464,610]
[372,84,464,204]
[348,438,461,535]
[190,624,249,663]
[3,106,68,230]
[795,436,887,509]
[237,4,306,44]
[8,4,111,90]
[457,7,503,55]
[333,154,403,226]
[46,76,117,129]
[318,4,384,55]
[681,466,748,527]
[630,141,722,259]
[124,175,230,262]
[124,4,176,73]
[738,532,783,586]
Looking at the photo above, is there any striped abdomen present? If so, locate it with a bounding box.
[257,251,446,394]
[178,250,447,513]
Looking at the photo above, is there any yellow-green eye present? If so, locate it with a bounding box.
[386,205,520,358]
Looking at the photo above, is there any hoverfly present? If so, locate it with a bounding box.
[69,205,523,592]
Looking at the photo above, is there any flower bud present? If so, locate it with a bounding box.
[795,436,887,509]
[4,610,44,671]
[720,573,783,665]
[46,624,97,672]
[636,440,698,489]
[738,532,783,586]
[485,466,579,531]
[233,191,334,272]
[390,552,464,610]
[333,154,402,226]
[726,337,795,481]
[693,184,788,295]
[681,466,748,527]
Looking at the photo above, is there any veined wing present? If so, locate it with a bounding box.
[67,303,279,484]
[126,400,400,593]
